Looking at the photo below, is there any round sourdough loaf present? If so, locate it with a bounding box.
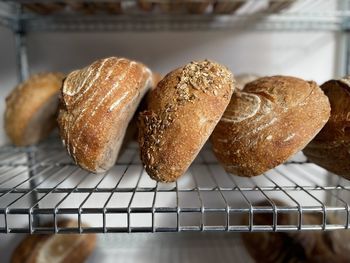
[303,77,350,179]
[211,76,330,177]
[58,57,154,173]
[5,72,65,146]
[138,60,235,182]
[11,219,96,263]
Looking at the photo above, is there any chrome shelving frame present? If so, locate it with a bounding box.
[0,139,349,234]
[0,1,350,234]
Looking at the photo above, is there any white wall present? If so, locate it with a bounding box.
[0,28,340,145]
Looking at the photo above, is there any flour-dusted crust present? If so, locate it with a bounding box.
[211,75,330,177]
[5,72,65,146]
[303,77,350,179]
[139,60,235,182]
[58,57,154,173]
[11,220,96,263]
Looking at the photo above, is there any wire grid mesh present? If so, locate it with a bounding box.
[0,137,349,234]
[1,0,350,31]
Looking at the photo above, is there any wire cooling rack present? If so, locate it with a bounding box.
[1,0,350,32]
[0,137,349,234]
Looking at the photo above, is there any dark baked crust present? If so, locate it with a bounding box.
[139,60,235,182]
[211,76,330,177]
[5,72,65,146]
[303,77,350,179]
[58,57,154,173]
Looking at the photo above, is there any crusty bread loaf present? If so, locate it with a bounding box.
[11,219,96,263]
[303,77,350,179]
[213,0,246,14]
[241,200,350,263]
[236,73,260,90]
[5,72,65,146]
[139,60,235,182]
[58,57,154,173]
[211,76,330,177]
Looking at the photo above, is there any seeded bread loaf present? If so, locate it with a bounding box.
[236,73,260,90]
[11,219,96,263]
[139,60,235,182]
[211,76,330,177]
[5,72,65,146]
[241,200,350,263]
[58,57,154,173]
[303,77,350,179]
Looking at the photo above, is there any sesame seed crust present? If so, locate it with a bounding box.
[138,60,235,182]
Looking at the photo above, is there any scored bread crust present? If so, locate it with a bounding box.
[58,57,154,173]
[303,77,350,179]
[5,72,65,146]
[211,76,330,177]
[11,220,96,263]
[139,60,235,182]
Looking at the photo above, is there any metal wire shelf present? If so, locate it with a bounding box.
[0,137,349,234]
[0,0,350,32]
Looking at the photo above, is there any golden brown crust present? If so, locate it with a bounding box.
[58,57,153,173]
[241,200,350,263]
[4,72,65,146]
[11,219,96,263]
[139,60,235,182]
[211,76,330,177]
[303,77,350,179]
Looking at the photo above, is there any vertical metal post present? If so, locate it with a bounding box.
[14,3,29,83]
[13,4,40,229]
[14,30,29,83]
